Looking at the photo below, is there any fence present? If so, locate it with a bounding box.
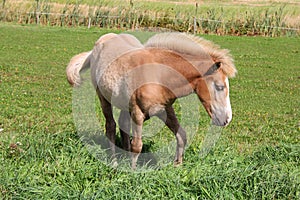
[1,2,300,37]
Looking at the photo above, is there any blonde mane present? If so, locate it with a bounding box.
[144,32,237,77]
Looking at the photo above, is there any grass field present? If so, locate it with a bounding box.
[0,23,299,199]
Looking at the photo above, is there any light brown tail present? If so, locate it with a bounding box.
[66,51,92,87]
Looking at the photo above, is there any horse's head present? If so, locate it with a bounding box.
[196,62,233,127]
[144,32,236,126]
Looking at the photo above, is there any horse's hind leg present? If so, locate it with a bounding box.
[118,110,131,151]
[98,93,117,167]
[158,106,187,166]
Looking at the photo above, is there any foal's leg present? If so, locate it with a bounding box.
[130,106,144,169]
[118,110,131,151]
[158,106,187,166]
[97,92,117,166]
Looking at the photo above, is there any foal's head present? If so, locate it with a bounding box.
[196,62,234,126]
[144,32,237,126]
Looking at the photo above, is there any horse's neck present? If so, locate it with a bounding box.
[177,53,215,77]
[143,48,213,98]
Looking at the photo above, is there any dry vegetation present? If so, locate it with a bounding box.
[1,0,300,36]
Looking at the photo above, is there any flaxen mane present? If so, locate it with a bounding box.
[144,32,237,77]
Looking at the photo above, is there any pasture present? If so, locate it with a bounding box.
[0,23,299,199]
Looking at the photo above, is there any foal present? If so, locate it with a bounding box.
[66,32,236,169]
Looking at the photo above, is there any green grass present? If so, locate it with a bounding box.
[0,23,300,199]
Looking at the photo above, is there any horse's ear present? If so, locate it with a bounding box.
[204,62,221,76]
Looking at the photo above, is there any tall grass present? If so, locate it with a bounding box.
[0,0,299,36]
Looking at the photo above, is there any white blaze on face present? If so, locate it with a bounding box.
[210,76,233,127]
[225,77,232,125]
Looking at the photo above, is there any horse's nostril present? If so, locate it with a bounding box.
[223,119,229,126]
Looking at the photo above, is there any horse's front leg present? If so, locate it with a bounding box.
[158,106,187,166]
[130,105,144,170]
[98,93,117,167]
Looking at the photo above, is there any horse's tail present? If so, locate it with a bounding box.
[66,51,92,87]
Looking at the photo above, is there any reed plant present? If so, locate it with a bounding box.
[0,0,299,36]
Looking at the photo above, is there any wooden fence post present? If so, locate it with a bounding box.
[194,2,198,34]
[88,17,91,29]
[194,17,197,34]
[35,0,40,25]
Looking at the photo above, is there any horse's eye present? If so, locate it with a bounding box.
[215,84,225,91]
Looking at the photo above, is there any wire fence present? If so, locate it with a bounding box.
[1,3,300,37]
[23,11,300,36]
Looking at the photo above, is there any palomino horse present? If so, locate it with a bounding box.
[66,32,237,169]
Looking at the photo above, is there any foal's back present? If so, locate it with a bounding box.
[92,33,143,70]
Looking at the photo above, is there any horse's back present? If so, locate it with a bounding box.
[92,33,143,61]
[92,33,143,68]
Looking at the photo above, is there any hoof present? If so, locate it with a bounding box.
[111,158,118,168]
[173,160,182,167]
